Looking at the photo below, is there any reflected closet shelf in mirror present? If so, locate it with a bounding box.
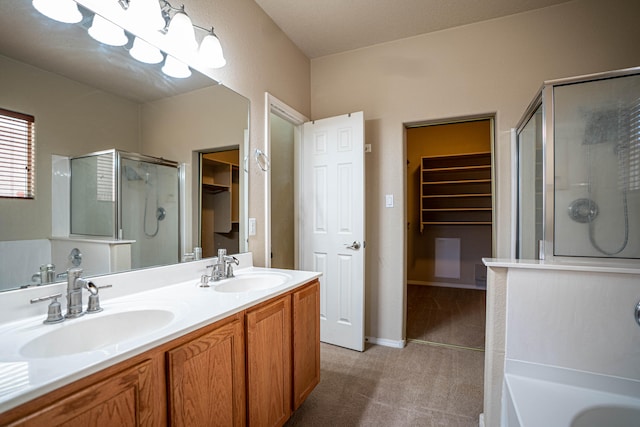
[201,152,240,257]
[420,152,492,229]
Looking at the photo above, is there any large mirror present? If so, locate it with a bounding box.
[0,0,249,292]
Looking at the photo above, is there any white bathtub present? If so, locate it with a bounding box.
[503,361,640,427]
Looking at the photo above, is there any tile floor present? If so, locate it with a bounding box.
[286,286,486,426]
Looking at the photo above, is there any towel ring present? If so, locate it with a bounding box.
[255,149,270,172]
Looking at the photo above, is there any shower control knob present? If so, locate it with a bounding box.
[69,248,82,267]
[635,300,640,327]
[568,198,599,223]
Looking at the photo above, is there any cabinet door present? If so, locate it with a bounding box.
[7,359,160,427]
[292,280,320,410]
[246,295,292,427]
[167,315,245,427]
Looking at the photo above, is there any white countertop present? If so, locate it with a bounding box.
[483,258,640,275]
[0,253,321,412]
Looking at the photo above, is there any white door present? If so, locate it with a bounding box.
[300,112,365,351]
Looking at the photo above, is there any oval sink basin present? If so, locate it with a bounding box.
[213,272,290,293]
[20,309,175,358]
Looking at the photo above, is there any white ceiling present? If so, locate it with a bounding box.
[254,0,571,58]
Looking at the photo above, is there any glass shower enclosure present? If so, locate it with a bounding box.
[70,149,180,268]
[516,67,640,260]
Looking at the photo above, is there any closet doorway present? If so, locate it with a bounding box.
[405,117,493,350]
[199,148,240,257]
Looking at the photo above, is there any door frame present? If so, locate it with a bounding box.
[403,114,496,339]
[264,93,308,268]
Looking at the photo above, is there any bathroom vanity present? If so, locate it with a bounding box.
[0,253,320,426]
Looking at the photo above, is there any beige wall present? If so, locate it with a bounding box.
[0,55,140,241]
[310,0,640,342]
[183,0,311,265]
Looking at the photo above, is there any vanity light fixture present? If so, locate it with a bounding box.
[199,28,226,69]
[129,37,164,64]
[159,1,227,72]
[33,0,227,80]
[125,0,165,31]
[126,0,165,64]
[32,0,82,24]
[88,14,128,46]
[162,54,191,79]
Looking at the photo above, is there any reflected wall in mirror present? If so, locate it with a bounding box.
[0,0,249,292]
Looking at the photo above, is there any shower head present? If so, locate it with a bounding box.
[583,108,630,147]
[123,165,143,181]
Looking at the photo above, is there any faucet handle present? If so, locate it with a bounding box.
[30,293,64,324]
[223,256,239,278]
[85,283,112,314]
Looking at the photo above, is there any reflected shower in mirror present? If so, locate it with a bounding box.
[0,0,249,292]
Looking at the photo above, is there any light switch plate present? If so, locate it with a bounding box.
[365,144,372,153]
[249,218,257,236]
[385,194,394,208]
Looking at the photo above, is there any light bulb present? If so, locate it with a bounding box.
[199,32,226,68]
[32,0,82,24]
[88,14,128,47]
[130,37,163,64]
[164,11,198,52]
[162,55,191,79]
[125,0,165,31]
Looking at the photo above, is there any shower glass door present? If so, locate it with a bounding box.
[120,156,180,268]
[553,73,640,258]
[516,104,544,259]
[70,151,116,237]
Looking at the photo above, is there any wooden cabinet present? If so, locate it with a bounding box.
[292,280,320,410]
[245,295,292,427]
[1,357,165,426]
[167,314,245,427]
[201,151,240,257]
[420,152,492,229]
[244,280,321,425]
[1,281,320,427]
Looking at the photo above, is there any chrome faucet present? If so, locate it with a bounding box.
[66,267,104,318]
[29,268,111,324]
[223,253,239,278]
[206,249,239,282]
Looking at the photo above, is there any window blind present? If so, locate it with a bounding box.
[0,108,35,199]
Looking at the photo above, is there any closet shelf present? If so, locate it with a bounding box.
[422,164,490,172]
[422,193,492,199]
[422,221,492,225]
[203,183,230,194]
[422,179,491,185]
[420,151,493,230]
[423,208,492,212]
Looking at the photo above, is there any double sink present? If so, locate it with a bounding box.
[2,269,291,360]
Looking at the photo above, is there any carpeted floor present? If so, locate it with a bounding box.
[407,285,486,350]
[286,286,486,426]
[286,342,484,426]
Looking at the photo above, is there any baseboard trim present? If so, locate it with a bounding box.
[365,336,406,348]
[407,338,484,352]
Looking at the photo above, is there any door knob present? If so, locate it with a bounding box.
[345,241,361,250]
